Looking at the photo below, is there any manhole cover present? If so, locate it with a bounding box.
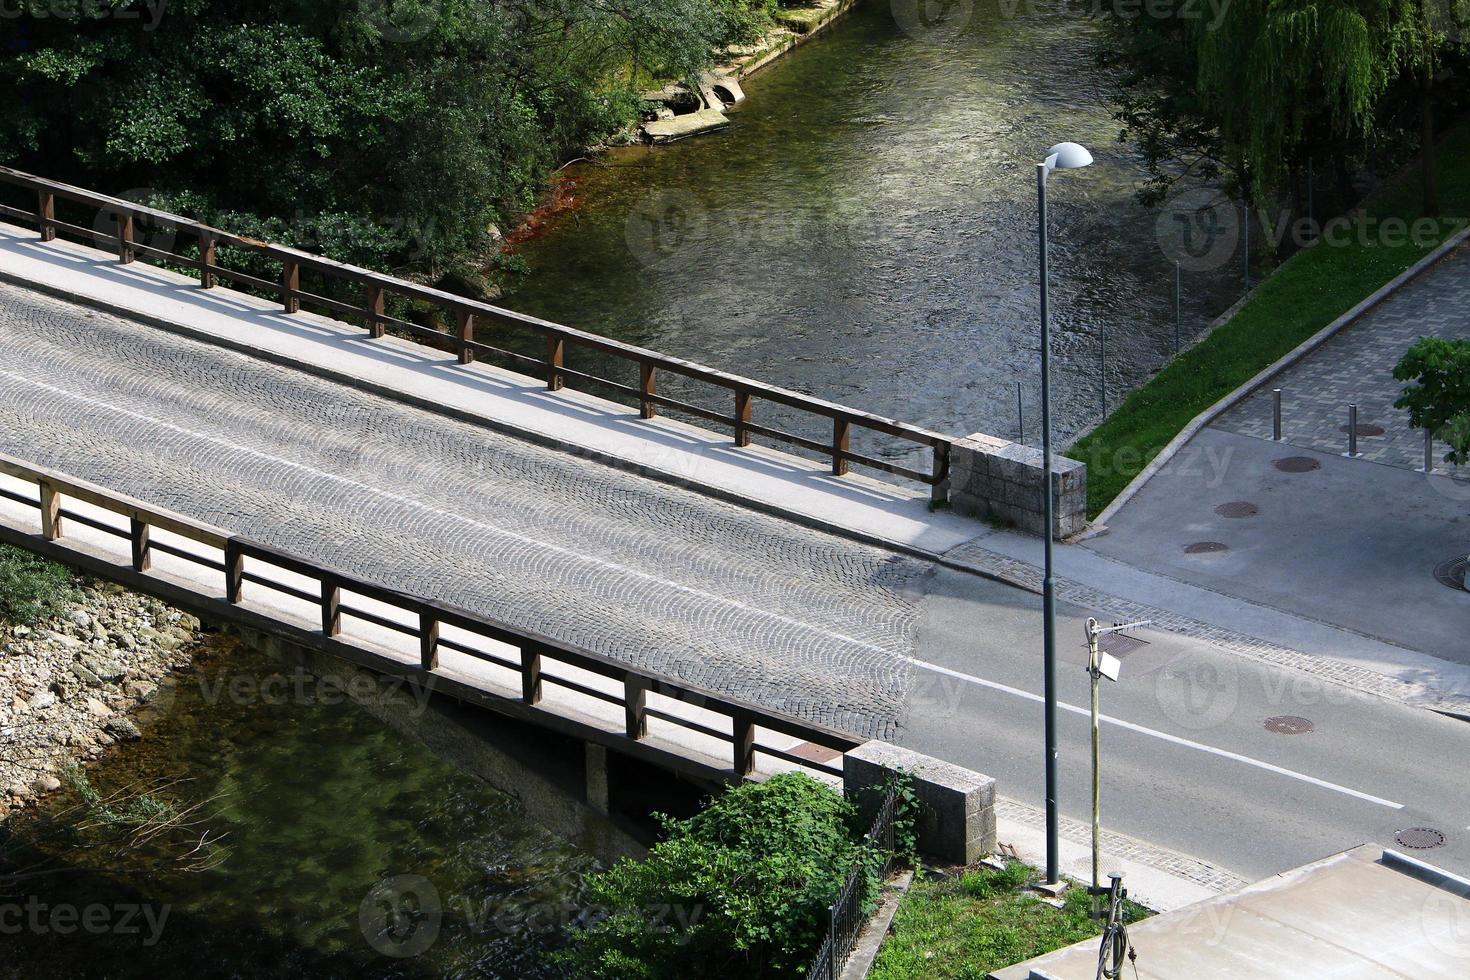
[1434,556,1468,592]
[1395,827,1446,849]
[1264,715,1314,735]
[1338,422,1386,437]
[1214,501,1259,518]
[1184,541,1229,554]
[1273,456,1321,473]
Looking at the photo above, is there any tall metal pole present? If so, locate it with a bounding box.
[1087,619,1101,894]
[1037,162,1060,886]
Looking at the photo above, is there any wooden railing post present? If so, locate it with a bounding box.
[931,442,951,505]
[281,258,300,313]
[39,483,61,540]
[639,363,657,419]
[420,612,439,670]
[456,310,475,364]
[129,518,151,572]
[198,232,216,288]
[224,540,244,604]
[546,333,565,390]
[116,209,134,264]
[364,283,384,337]
[734,716,756,776]
[321,578,341,637]
[521,645,543,705]
[734,390,752,447]
[832,418,851,476]
[624,676,648,739]
[37,191,56,242]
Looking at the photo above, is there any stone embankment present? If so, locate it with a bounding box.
[0,583,199,818]
[639,0,862,143]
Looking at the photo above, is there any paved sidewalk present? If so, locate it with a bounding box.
[1215,239,1470,471]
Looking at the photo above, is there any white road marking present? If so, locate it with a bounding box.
[0,369,902,656]
[909,656,1406,810]
[1,371,1407,812]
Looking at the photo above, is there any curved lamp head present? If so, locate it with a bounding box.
[1043,142,1093,171]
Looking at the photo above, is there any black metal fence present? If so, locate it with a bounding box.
[805,789,899,980]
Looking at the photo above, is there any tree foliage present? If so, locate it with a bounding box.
[1105,0,1470,208]
[0,0,765,281]
[562,773,875,979]
[1394,335,1470,463]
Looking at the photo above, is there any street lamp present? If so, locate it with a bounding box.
[1036,140,1091,887]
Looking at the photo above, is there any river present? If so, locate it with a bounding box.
[507,0,1243,449]
[0,637,597,978]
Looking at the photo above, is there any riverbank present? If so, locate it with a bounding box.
[1068,121,1470,517]
[0,580,200,819]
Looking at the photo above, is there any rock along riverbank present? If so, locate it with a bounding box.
[0,581,200,819]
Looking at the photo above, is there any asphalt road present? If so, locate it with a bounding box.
[5,281,1470,885]
[903,567,1470,881]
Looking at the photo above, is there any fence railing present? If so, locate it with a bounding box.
[0,451,860,781]
[0,166,953,499]
[805,788,900,980]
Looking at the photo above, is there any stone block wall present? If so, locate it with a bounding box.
[948,432,1087,539]
[844,741,996,866]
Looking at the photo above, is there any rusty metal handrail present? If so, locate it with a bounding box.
[0,167,953,497]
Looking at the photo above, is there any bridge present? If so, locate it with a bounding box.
[5,168,1470,907]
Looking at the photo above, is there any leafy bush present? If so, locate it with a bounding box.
[0,544,75,625]
[564,772,872,979]
[1395,336,1470,465]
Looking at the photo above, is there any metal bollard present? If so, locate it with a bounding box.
[1272,389,1282,441]
[1424,428,1435,473]
[1174,261,1182,354]
[1346,405,1359,457]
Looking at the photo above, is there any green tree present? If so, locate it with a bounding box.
[1106,0,1469,214]
[1394,335,1470,464]
[0,0,758,284]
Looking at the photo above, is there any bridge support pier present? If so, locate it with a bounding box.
[585,743,611,815]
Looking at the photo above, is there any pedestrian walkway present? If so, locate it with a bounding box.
[1215,240,1470,472]
[1076,234,1470,703]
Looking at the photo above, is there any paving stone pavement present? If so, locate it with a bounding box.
[0,282,934,739]
[994,797,1251,895]
[1214,241,1470,472]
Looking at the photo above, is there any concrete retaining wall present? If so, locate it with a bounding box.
[948,432,1087,539]
[844,741,996,866]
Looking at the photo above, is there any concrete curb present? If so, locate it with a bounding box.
[1092,224,1470,529]
[839,868,914,980]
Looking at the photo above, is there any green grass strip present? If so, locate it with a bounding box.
[869,861,1150,979]
[1069,123,1470,517]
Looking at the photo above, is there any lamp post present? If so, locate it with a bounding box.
[1037,140,1092,887]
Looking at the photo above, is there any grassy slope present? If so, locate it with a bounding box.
[869,862,1150,980]
[1069,123,1470,516]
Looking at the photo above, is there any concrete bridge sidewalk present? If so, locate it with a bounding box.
[0,222,980,559]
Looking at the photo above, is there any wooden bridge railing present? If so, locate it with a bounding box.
[0,452,860,781]
[0,167,953,499]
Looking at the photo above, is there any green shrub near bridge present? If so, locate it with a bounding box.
[562,772,881,979]
[0,543,76,626]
